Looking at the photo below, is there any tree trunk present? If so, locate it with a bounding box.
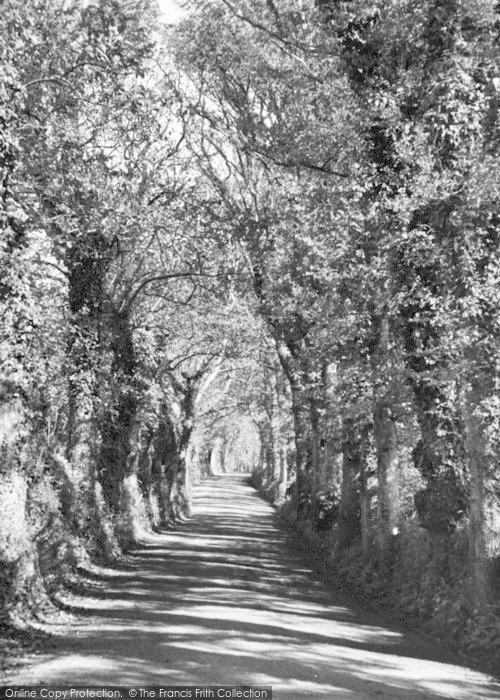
[373,402,399,546]
[290,388,313,515]
[276,341,313,516]
[97,307,146,548]
[0,466,40,624]
[65,230,107,547]
[397,201,468,534]
[269,371,282,484]
[137,433,157,527]
[463,377,490,606]
[338,418,364,550]
[169,426,193,521]
[309,397,322,491]
[161,461,175,524]
[359,456,370,553]
[152,415,178,527]
[370,312,400,550]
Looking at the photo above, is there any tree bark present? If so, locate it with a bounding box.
[463,377,490,605]
[359,456,370,553]
[268,368,282,483]
[373,402,399,544]
[276,341,313,516]
[0,463,43,624]
[370,312,400,551]
[151,414,177,526]
[309,397,322,491]
[338,418,364,550]
[169,426,193,521]
[277,443,288,501]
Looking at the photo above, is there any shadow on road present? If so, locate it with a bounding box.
[5,476,500,700]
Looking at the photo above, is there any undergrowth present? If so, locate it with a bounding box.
[275,497,500,677]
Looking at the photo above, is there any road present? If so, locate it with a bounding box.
[4,475,500,699]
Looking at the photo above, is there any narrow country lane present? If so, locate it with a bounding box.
[5,476,500,699]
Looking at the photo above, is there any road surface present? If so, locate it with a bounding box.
[4,475,500,699]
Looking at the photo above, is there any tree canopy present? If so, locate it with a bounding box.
[1,0,499,665]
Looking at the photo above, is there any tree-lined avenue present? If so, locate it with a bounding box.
[5,477,500,699]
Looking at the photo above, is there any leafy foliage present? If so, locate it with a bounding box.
[1,0,499,668]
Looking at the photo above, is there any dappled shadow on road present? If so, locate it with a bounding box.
[6,476,500,700]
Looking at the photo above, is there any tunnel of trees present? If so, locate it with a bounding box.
[1,0,499,666]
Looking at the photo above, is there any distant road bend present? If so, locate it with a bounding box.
[6,476,500,699]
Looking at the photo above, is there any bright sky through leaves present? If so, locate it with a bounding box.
[157,0,184,23]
